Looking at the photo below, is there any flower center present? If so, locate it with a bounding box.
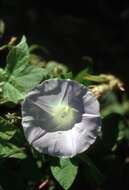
[52,103,79,130]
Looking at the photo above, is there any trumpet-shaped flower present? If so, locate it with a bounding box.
[22,79,101,158]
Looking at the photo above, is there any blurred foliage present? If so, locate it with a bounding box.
[0,19,5,37]
[0,2,129,189]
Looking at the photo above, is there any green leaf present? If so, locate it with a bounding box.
[6,36,29,74]
[0,116,16,140]
[51,158,78,190]
[0,141,26,159]
[74,69,88,81]
[0,68,7,97]
[46,61,68,77]
[62,72,73,79]
[74,68,91,85]
[2,36,45,103]
[0,116,25,159]
[0,129,16,141]
[0,68,8,82]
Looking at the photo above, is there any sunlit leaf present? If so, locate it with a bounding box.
[51,158,78,190]
[0,68,8,82]
[0,116,16,140]
[0,141,26,159]
[2,36,45,103]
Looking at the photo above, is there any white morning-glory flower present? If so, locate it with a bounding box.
[22,79,101,158]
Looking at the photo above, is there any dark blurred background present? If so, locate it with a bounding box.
[0,2,129,190]
[0,0,129,89]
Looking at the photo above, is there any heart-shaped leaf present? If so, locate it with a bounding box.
[51,158,78,190]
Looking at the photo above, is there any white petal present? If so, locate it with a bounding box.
[22,115,46,144]
[28,115,101,158]
[83,91,100,116]
[22,79,86,132]
[72,115,101,155]
[21,79,101,158]
[32,130,76,158]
